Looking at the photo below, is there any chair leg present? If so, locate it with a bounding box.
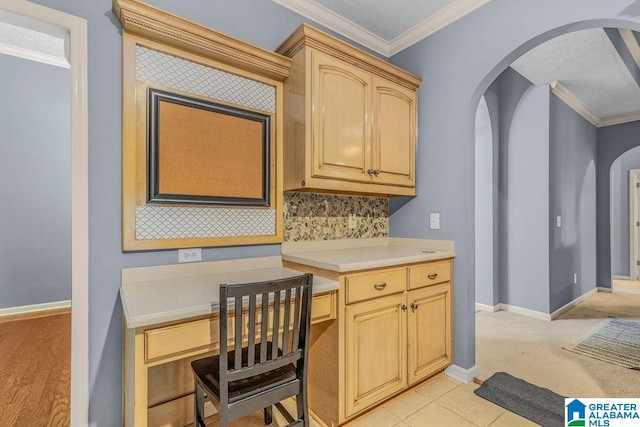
[194,380,206,427]
[263,405,273,425]
[296,391,309,426]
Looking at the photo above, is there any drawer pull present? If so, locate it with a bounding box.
[427,273,438,280]
[373,282,387,291]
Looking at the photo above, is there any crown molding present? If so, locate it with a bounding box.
[112,0,291,81]
[272,0,489,57]
[551,81,640,128]
[598,111,640,127]
[550,81,600,127]
[271,0,390,56]
[389,0,490,56]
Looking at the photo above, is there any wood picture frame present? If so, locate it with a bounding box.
[147,88,271,207]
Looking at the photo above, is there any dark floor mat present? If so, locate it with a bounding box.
[474,372,565,427]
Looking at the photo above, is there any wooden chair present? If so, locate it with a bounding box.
[190,273,313,426]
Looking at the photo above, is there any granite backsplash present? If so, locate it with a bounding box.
[283,192,388,241]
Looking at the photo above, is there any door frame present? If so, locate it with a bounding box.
[0,1,88,424]
[629,169,640,281]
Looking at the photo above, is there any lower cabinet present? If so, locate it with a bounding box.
[407,282,452,385]
[343,260,453,419]
[345,293,407,418]
[284,257,453,426]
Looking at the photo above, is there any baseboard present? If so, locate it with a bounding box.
[549,288,598,320]
[445,364,479,384]
[475,303,499,312]
[0,300,71,322]
[495,303,550,321]
[597,286,613,293]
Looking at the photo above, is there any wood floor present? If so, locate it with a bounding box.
[0,311,71,426]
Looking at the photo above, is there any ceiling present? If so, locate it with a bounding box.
[273,0,640,128]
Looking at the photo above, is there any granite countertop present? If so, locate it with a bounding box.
[120,256,339,329]
[281,237,455,272]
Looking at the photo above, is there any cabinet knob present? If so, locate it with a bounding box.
[427,273,438,280]
[366,169,374,175]
[373,282,387,291]
[410,303,418,311]
[401,304,407,311]
[373,169,380,176]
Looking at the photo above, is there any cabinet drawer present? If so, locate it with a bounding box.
[408,260,451,290]
[311,291,337,323]
[345,268,406,304]
[145,319,215,361]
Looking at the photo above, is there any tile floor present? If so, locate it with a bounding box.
[209,373,534,426]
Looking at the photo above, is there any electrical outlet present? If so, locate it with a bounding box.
[557,216,562,227]
[348,214,357,229]
[573,273,577,284]
[429,213,440,230]
[178,248,202,263]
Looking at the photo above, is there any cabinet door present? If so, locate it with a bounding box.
[407,282,452,385]
[345,293,407,418]
[371,78,416,187]
[311,50,371,183]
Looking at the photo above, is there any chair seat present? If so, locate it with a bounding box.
[191,342,297,403]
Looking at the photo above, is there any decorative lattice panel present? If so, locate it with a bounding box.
[136,206,276,240]
[134,47,277,241]
[137,46,275,113]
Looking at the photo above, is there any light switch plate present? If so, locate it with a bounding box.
[556,216,562,227]
[429,213,440,230]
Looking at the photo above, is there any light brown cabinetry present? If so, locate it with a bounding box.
[277,24,421,196]
[284,257,453,425]
[407,282,451,385]
[345,293,407,417]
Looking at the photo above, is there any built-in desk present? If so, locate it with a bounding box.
[120,256,339,427]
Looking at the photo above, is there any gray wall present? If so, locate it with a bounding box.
[548,94,597,312]
[597,120,640,286]
[600,122,640,278]
[18,0,640,423]
[474,96,494,306]
[610,145,640,277]
[506,85,550,313]
[389,0,640,373]
[0,54,71,309]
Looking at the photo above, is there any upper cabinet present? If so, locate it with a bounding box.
[277,25,421,197]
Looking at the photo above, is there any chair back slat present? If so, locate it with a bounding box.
[259,292,269,363]
[272,290,281,359]
[234,296,243,370]
[292,286,302,350]
[247,294,257,367]
[219,284,229,389]
[282,289,292,355]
